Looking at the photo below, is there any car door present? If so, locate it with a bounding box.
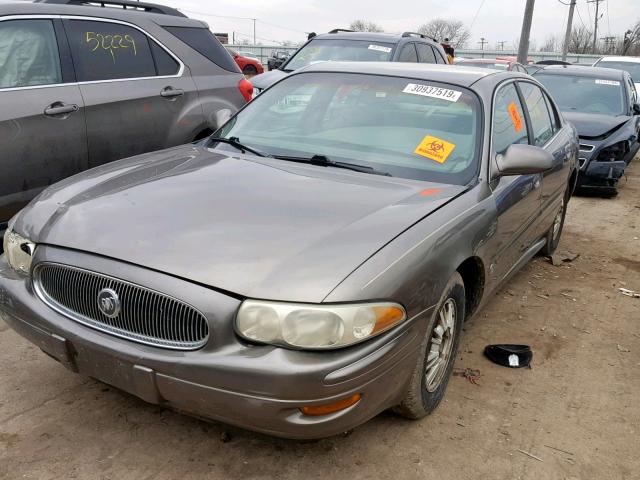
[518,81,572,239]
[489,81,542,281]
[62,18,202,168]
[0,17,87,226]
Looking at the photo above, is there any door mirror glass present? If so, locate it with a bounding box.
[496,144,553,176]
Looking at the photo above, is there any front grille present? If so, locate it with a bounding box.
[34,263,208,350]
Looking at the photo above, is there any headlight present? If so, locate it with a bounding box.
[3,230,35,276]
[596,141,629,162]
[236,300,406,350]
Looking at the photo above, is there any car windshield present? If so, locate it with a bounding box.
[534,73,625,116]
[284,39,395,71]
[461,62,509,70]
[214,72,481,185]
[595,60,640,83]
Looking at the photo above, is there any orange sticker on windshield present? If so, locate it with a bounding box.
[414,135,456,164]
[508,102,523,133]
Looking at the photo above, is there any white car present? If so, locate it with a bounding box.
[593,56,640,94]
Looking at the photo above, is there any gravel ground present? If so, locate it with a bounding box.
[1,159,639,480]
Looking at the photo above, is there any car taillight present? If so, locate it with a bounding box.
[238,78,254,103]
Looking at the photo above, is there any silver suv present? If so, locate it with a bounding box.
[0,0,250,236]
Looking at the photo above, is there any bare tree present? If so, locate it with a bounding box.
[349,20,384,33]
[568,26,593,54]
[539,34,560,52]
[622,21,640,55]
[416,19,471,47]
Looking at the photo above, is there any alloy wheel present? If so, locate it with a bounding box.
[425,298,456,392]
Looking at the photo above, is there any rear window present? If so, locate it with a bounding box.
[164,26,239,73]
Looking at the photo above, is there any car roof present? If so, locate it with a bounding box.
[313,31,437,45]
[596,56,640,64]
[536,65,626,79]
[298,62,508,87]
[0,2,202,27]
[458,58,511,64]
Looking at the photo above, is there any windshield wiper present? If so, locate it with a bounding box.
[208,136,271,158]
[273,154,392,177]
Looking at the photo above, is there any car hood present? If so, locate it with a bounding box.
[14,145,466,303]
[562,111,630,139]
[251,69,289,90]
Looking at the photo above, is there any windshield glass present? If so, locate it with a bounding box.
[460,62,509,70]
[215,72,481,185]
[534,73,625,115]
[284,39,394,71]
[595,60,640,83]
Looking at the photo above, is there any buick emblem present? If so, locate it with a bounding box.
[97,288,121,318]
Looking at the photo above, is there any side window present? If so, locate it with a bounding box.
[492,83,528,155]
[434,48,447,64]
[626,77,637,106]
[416,43,436,64]
[64,20,157,81]
[149,41,179,76]
[398,43,418,63]
[519,82,554,146]
[0,19,62,89]
[543,93,561,134]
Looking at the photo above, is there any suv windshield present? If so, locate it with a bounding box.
[284,39,395,71]
[535,73,625,116]
[595,60,640,83]
[215,72,481,185]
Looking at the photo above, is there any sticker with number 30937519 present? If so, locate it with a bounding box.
[402,83,462,102]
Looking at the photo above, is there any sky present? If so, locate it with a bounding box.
[159,0,639,49]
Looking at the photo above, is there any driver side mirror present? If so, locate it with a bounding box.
[495,144,554,177]
[633,103,640,115]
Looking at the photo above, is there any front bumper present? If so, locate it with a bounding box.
[0,247,426,439]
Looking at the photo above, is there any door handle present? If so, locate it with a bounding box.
[160,87,184,99]
[44,103,79,116]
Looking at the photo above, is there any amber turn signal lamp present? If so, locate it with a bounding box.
[371,306,405,334]
[300,394,362,416]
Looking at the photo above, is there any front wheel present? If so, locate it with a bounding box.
[540,187,569,256]
[394,272,465,419]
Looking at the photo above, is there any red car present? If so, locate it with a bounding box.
[455,58,528,73]
[226,48,264,76]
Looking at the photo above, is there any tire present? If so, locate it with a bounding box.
[243,65,258,76]
[394,272,465,419]
[540,186,570,257]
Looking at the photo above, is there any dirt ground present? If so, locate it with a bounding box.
[1,160,639,480]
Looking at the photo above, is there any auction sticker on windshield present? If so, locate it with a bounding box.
[369,44,392,53]
[414,135,456,164]
[595,79,620,86]
[403,84,462,102]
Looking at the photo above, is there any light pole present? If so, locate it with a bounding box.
[517,0,535,65]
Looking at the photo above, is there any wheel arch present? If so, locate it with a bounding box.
[456,256,485,320]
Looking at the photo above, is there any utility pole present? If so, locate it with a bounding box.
[561,0,576,62]
[517,0,535,65]
[478,37,488,50]
[601,36,615,53]
[587,0,604,54]
[252,18,256,45]
[497,41,507,50]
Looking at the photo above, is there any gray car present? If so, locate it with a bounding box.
[0,0,250,236]
[0,63,578,439]
[251,29,450,95]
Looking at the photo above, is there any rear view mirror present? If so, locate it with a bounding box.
[496,144,553,176]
